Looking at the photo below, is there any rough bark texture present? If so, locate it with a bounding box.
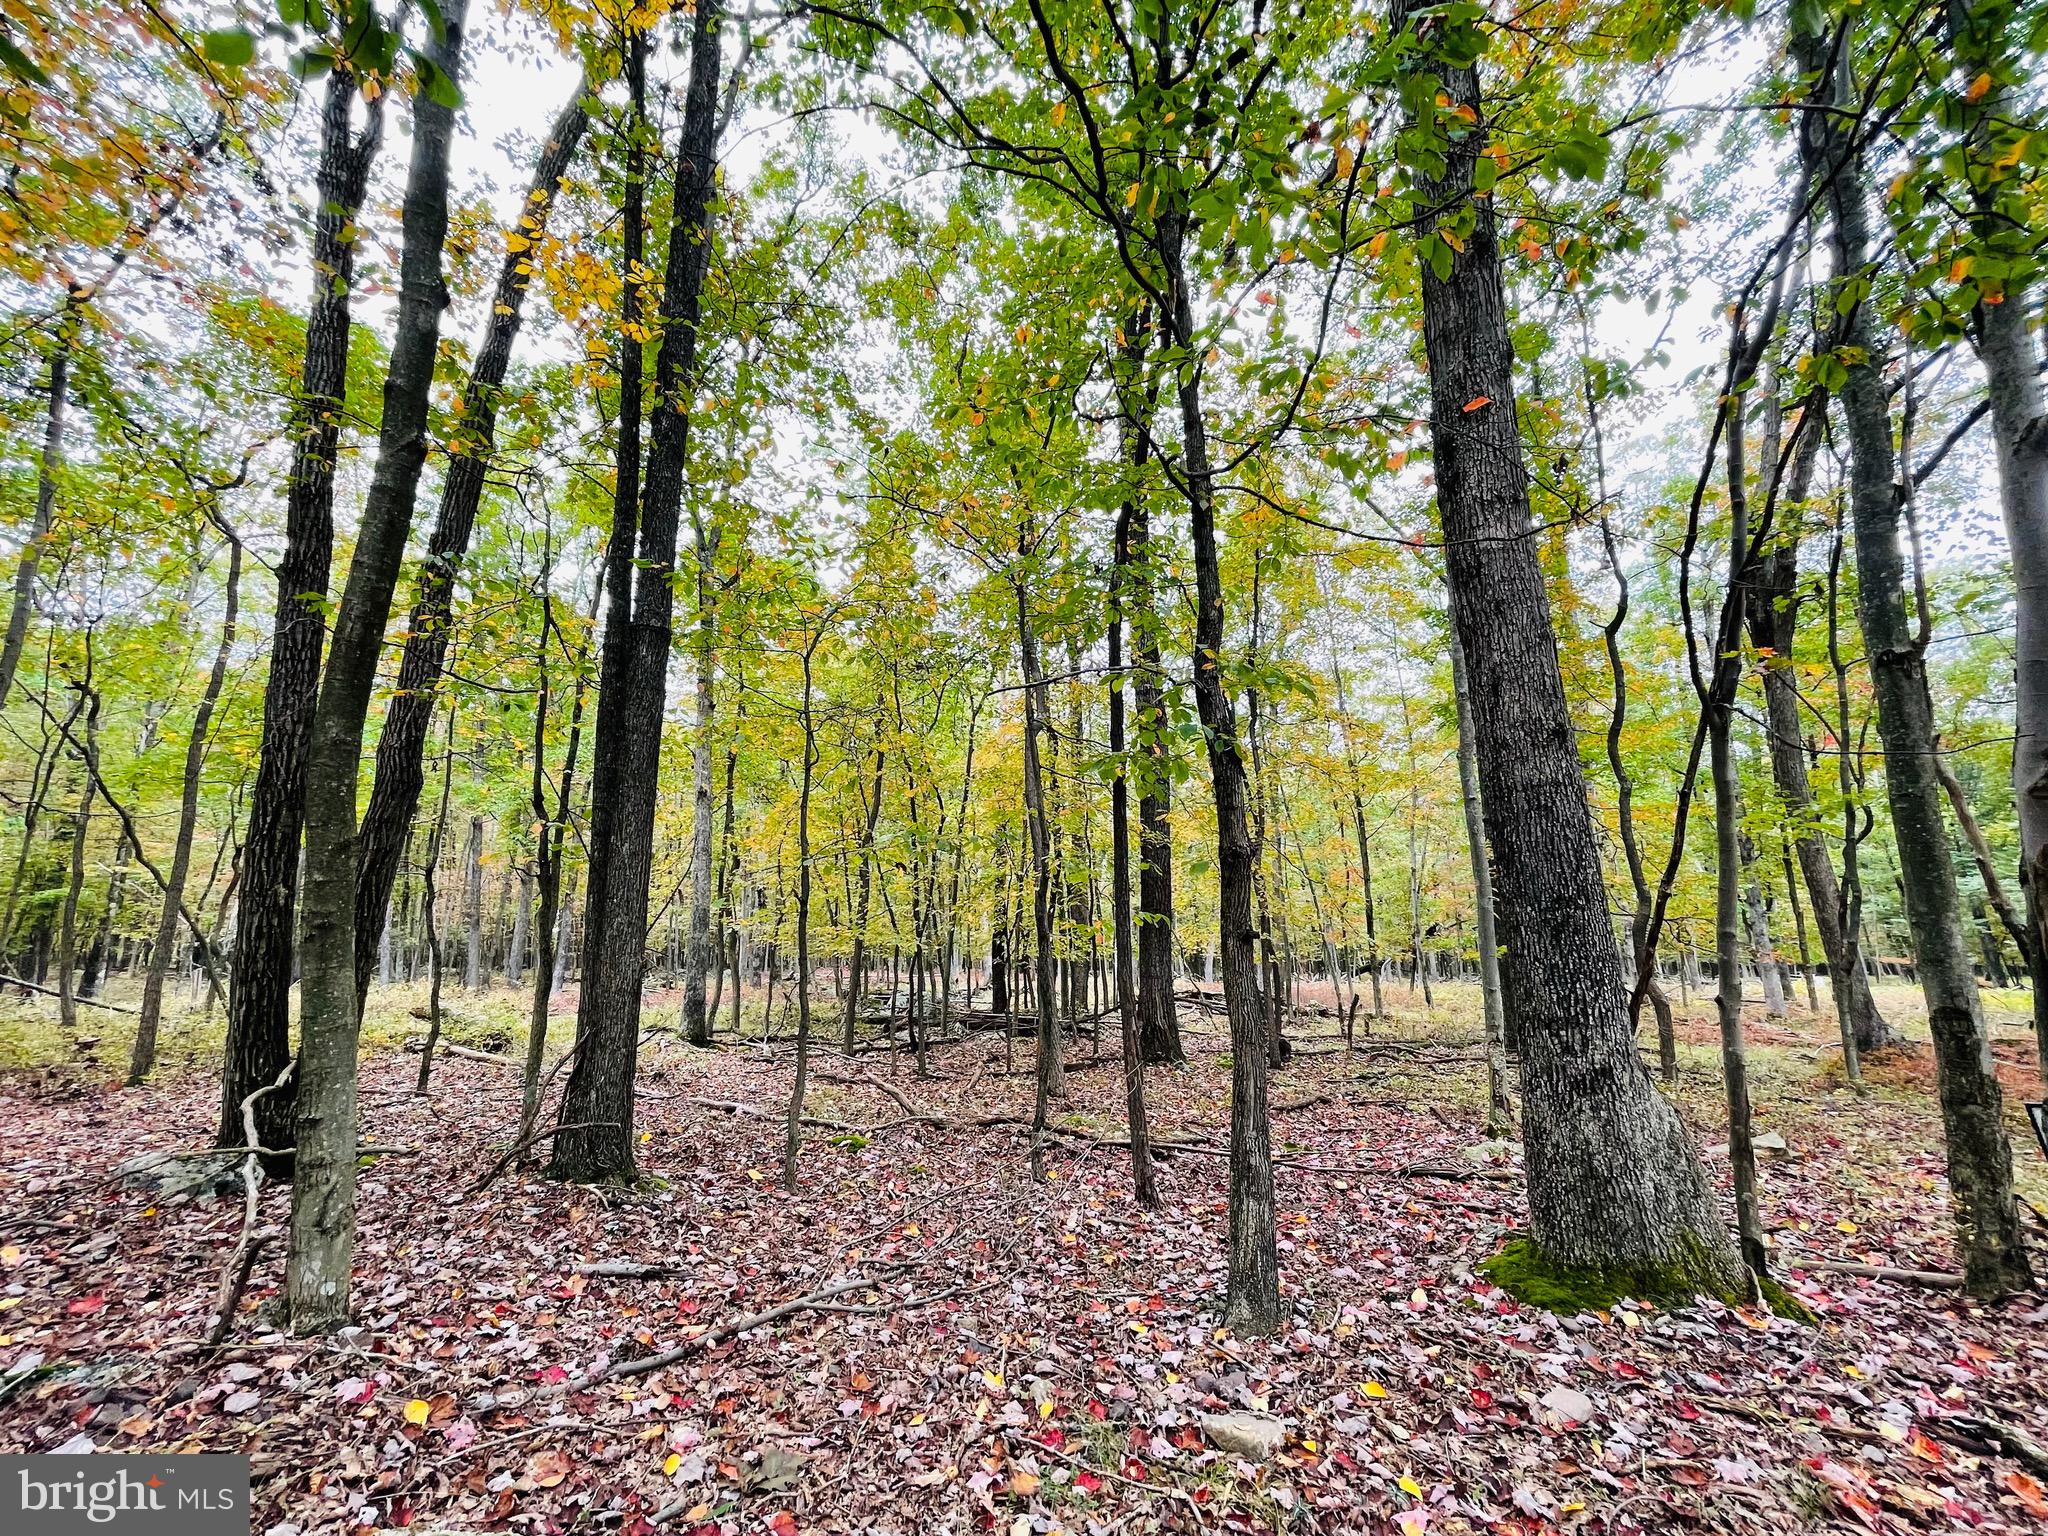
[1110,428,1158,1207]
[1797,19,2030,1296]
[1402,7,1742,1295]
[550,1,724,1184]
[1128,493,1181,1065]
[1449,630,1512,1136]
[462,815,484,990]
[217,70,383,1159]
[351,89,589,1003]
[1017,578,1064,1148]
[680,576,718,1046]
[1157,206,1278,1333]
[132,535,241,1083]
[288,6,468,1334]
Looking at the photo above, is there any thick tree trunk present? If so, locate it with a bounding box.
[350,88,589,1003]
[1450,630,1512,1136]
[217,70,383,1161]
[551,0,725,1184]
[1797,19,2030,1295]
[1401,6,1742,1296]
[132,536,241,1083]
[287,5,468,1334]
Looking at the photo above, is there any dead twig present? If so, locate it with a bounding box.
[205,1060,293,1347]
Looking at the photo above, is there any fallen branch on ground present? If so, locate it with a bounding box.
[1926,1413,2048,1476]
[0,974,139,1014]
[1798,1259,1965,1289]
[205,1061,292,1347]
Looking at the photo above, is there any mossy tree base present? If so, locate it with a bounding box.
[1481,1235,1813,1323]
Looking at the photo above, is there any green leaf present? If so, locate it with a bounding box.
[201,28,256,67]
[416,52,463,109]
[0,32,50,86]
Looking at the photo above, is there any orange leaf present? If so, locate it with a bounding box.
[1965,72,1993,104]
[2004,1470,2048,1519]
[1462,396,1491,413]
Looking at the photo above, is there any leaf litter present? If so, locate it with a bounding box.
[2,996,2046,1535]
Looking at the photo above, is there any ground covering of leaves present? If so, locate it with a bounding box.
[3,983,2047,1535]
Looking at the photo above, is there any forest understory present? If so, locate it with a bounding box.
[4,982,2046,1536]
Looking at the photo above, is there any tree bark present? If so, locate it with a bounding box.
[1400,4,1742,1295]
[1449,629,1512,1136]
[287,4,468,1334]
[57,686,101,1033]
[1796,17,2030,1295]
[1156,205,1278,1332]
[463,815,484,990]
[217,68,383,1161]
[1128,489,1181,1066]
[1016,575,1064,1163]
[550,0,725,1184]
[0,288,81,712]
[349,87,589,1003]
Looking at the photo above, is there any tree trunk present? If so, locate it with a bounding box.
[287,5,468,1334]
[417,706,458,1095]
[463,815,485,990]
[1450,630,1513,1137]
[1401,5,1742,1297]
[842,744,885,1054]
[131,533,239,1081]
[1110,384,1158,1208]
[351,87,589,1002]
[1948,1,2048,1088]
[784,643,821,1190]
[1743,435,1896,1051]
[680,565,718,1045]
[1129,487,1182,1066]
[1798,17,2031,1296]
[1016,576,1064,1161]
[217,68,383,1162]
[58,687,101,1033]
[550,0,725,1184]
[0,288,80,712]
[1156,205,1278,1333]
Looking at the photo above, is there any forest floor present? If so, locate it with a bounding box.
[2,980,2047,1536]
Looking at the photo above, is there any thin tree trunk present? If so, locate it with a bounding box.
[842,742,884,1054]
[1128,478,1181,1066]
[132,533,241,1082]
[1017,576,1064,1166]
[463,815,484,990]
[784,639,822,1190]
[58,685,101,1033]
[417,705,458,1095]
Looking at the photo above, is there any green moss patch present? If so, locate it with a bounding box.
[1480,1234,1809,1323]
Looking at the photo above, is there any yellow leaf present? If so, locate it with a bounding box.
[1363,1381,1388,1399]
[663,1453,681,1476]
[1010,1469,1041,1496]
[404,1399,431,1427]
[1836,1218,1858,1234]
[1126,183,1140,207]
[1965,72,1992,103]
[1051,100,1066,126]
[1399,1475,1423,1498]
